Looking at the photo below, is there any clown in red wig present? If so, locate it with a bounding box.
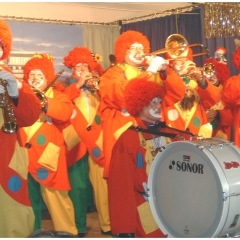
[203,53,232,140]
[108,75,184,238]
[18,53,78,235]
[221,39,240,148]
[98,30,186,179]
[0,20,41,238]
[63,46,110,236]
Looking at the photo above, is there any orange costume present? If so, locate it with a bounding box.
[17,55,77,235]
[0,20,41,237]
[63,47,110,235]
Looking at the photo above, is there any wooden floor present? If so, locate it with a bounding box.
[42,209,113,238]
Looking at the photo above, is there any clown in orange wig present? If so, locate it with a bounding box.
[98,30,186,178]
[17,54,78,235]
[62,46,110,236]
[0,20,41,238]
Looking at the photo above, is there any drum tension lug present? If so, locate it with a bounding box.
[223,192,228,201]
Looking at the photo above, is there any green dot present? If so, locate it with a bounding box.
[95,115,101,125]
[193,116,201,127]
[36,134,47,145]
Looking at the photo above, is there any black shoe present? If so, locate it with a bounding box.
[77,232,85,238]
[101,230,112,236]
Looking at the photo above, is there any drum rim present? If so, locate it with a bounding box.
[148,139,230,238]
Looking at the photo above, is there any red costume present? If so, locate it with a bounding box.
[0,20,41,237]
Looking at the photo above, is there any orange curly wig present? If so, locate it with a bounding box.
[115,30,150,64]
[90,61,104,76]
[63,46,96,70]
[0,20,12,60]
[23,54,55,84]
[124,76,164,117]
[204,58,230,84]
[232,47,240,70]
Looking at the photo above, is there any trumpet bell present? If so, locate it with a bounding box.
[165,34,189,59]
[203,63,215,77]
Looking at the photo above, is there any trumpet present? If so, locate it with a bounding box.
[0,78,18,134]
[33,70,64,109]
[83,71,100,92]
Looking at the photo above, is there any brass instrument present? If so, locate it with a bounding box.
[33,70,64,109]
[0,78,18,134]
[84,72,100,91]
[146,34,209,60]
[203,63,215,78]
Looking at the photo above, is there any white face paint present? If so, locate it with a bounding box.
[28,69,46,90]
[125,43,145,65]
[149,97,162,118]
[74,63,89,77]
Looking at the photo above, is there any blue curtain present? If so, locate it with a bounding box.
[121,5,239,76]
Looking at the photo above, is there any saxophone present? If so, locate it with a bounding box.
[0,78,18,134]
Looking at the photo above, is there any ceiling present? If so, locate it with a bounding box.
[0,2,201,25]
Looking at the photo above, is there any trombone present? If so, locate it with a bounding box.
[146,34,209,61]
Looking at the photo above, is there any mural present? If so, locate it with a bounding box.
[5,20,84,81]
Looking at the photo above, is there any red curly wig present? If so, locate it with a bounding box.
[115,30,150,64]
[204,58,230,84]
[124,76,164,117]
[63,46,96,70]
[23,54,55,84]
[90,61,104,76]
[0,20,12,60]
[232,47,240,70]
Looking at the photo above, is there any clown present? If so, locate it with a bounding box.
[221,40,240,148]
[63,46,109,236]
[108,76,184,237]
[164,46,221,138]
[98,30,186,178]
[203,54,232,140]
[0,20,41,238]
[17,54,77,235]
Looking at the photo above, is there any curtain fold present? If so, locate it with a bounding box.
[81,25,120,71]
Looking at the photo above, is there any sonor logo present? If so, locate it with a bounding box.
[169,158,204,174]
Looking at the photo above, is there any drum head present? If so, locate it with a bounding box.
[148,140,229,238]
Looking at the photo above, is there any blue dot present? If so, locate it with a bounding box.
[8,176,22,192]
[36,168,49,180]
[92,147,101,158]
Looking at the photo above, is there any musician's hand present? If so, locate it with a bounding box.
[179,60,196,76]
[147,56,167,74]
[206,109,218,120]
[75,71,92,89]
[0,70,19,97]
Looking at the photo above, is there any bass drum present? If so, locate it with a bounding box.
[148,138,240,238]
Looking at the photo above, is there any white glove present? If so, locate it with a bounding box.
[0,70,19,97]
[147,56,167,73]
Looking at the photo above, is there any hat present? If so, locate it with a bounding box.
[115,30,150,64]
[124,76,164,117]
[204,57,230,84]
[23,54,55,84]
[233,39,240,70]
[63,46,96,70]
[0,20,12,60]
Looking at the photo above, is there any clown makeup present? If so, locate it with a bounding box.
[74,63,89,77]
[125,43,145,66]
[149,97,162,118]
[28,69,47,91]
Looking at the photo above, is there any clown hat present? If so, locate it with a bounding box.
[124,76,164,117]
